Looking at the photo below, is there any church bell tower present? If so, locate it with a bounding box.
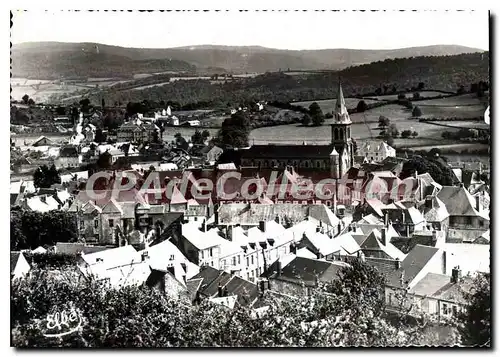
[330,80,354,178]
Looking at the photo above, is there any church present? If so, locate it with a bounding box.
[240,82,354,179]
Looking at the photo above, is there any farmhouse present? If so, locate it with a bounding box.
[357,140,396,162]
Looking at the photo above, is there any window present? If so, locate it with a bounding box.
[251,255,254,265]
[108,219,114,228]
[247,257,249,266]
[443,303,448,315]
[94,219,99,229]
[222,259,226,266]
[201,250,204,259]
[210,261,214,267]
[209,248,213,257]
[232,256,236,265]
[316,161,320,168]
[237,256,241,265]
[452,305,457,316]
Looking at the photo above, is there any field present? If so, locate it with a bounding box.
[363,91,450,101]
[294,98,380,113]
[415,94,487,119]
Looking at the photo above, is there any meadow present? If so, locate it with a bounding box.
[362,91,450,101]
[294,98,380,113]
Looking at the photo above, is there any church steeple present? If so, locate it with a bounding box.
[334,80,351,124]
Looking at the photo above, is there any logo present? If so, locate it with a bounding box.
[42,308,83,338]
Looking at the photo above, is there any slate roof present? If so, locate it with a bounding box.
[437,185,483,217]
[240,144,334,159]
[386,244,441,288]
[267,256,347,287]
[365,257,398,279]
[222,276,259,307]
[186,278,204,301]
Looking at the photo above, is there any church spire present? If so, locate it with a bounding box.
[334,78,350,123]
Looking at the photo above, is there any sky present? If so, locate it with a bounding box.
[11,10,489,50]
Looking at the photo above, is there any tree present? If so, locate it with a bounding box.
[387,124,399,138]
[28,98,35,106]
[401,130,412,139]
[22,94,29,104]
[457,85,466,94]
[302,114,311,126]
[428,148,442,157]
[412,92,421,100]
[458,273,490,347]
[79,98,91,113]
[11,208,78,250]
[378,116,390,129]
[386,136,394,147]
[309,102,324,126]
[33,164,61,188]
[216,111,250,148]
[401,155,457,186]
[417,82,425,90]
[191,130,205,145]
[175,134,189,151]
[325,112,333,119]
[202,130,211,140]
[411,131,418,138]
[101,98,106,109]
[412,106,422,117]
[356,100,368,112]
[397,93,406,100]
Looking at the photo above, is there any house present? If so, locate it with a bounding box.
[145,268,190,302]
[54,145,82,169]
[11,251,31,280]
[200,145,223,163]
[142,238,200,282]
[77,245,149,287]
[230,220,297,282]
[23,195,61,212]
[117,119,159,143]
[385,244,448,311]
[297,228,342,261]
[68,189,184,247]
[262,256,349,297]
[437,184,490,242]
[357,228,406,260]
[175,222,228,269]
[401,268,475,318]
[419,195,450,233]
[357,140,396,162]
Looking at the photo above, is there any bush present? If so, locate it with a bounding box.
[356,100,368,112]
[401,130,412,138]
[412,106,422,117]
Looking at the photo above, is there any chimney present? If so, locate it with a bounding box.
[413,170,418,179]
[316,252,321,259]
[384,212,389,227]
[475,195,481,212]
[459,182,464,188]
[259,220,266,232]
[381,227,388,246]
[223,287,229,297]
[218,283,223,297]
[276,260,282,277]
[451,266,462,284]
[214,208,219,225]
[395,258,401,270]
[141,251,149,262]
[425,196,433,210]
[316,226,321,233]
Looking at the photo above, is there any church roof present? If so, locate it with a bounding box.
[334,82,351,124]
[240,145,334,159]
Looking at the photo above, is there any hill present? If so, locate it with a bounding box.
[12,42,483,78]
[78,52,489,108]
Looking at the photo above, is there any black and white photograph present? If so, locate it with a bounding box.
[9,9,491,348]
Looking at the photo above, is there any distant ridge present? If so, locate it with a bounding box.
[12,41,485,78]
